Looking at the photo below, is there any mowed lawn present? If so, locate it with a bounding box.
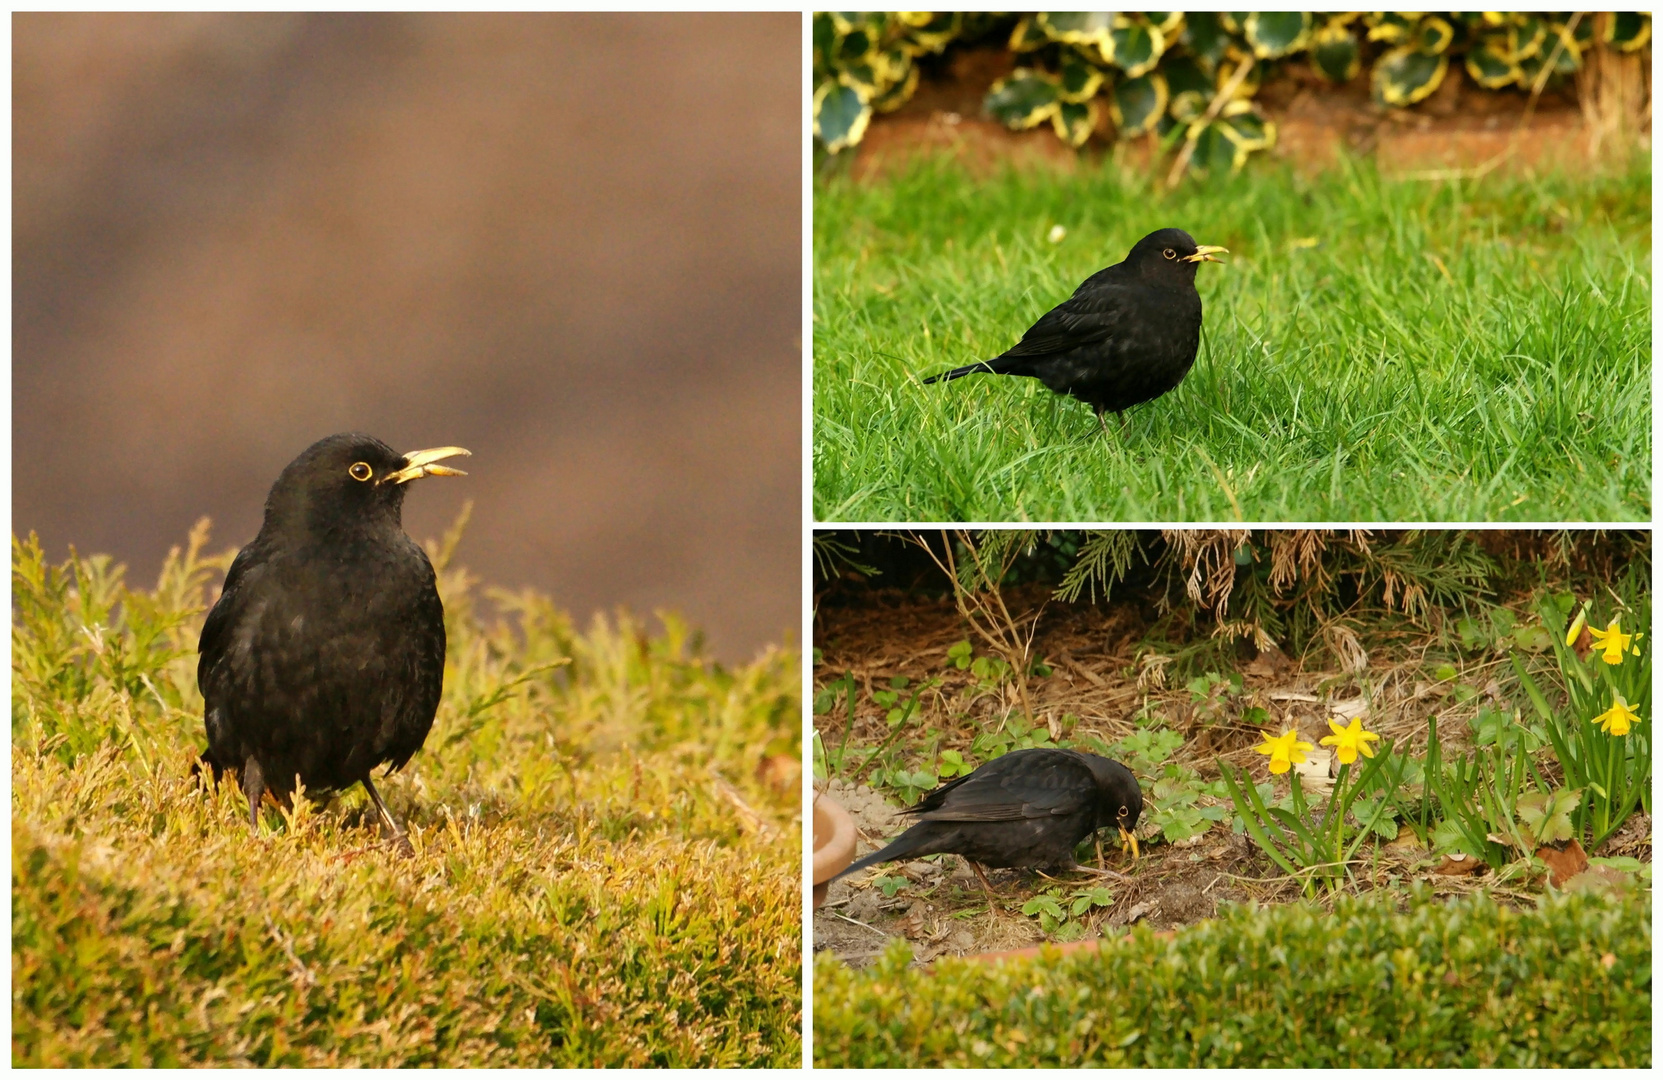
[813,156,1650,522]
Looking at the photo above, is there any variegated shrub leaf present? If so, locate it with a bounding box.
[1244,12,1312,59]
[814,81,871,155]
[1310,18,1362,82]
[985,68,1062,131]
[1465,35,1522,88]
[1371,44,1449,106]
[1051,99,1100,147]
[1109,16,1168,77]
[1110,72,1171,136]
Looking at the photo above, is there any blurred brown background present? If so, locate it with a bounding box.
[14,12,801,662]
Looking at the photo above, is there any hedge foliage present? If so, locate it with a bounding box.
[814,888,1650,1067]
[12,525,802,1066]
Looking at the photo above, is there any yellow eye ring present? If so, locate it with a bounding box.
[349,462,373,482]
[1163,248,1177,259]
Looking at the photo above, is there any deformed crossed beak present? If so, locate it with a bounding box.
[381,446,471,485]
[1119,824,1140,860]
[1184,244,1229,264]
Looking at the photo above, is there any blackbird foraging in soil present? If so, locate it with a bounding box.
[830,748,1143,885]
[923,228,1227,431]
[197,433,470,851]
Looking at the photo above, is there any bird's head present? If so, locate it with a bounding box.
[1083,754,1144,856]
[262,433,471,538]
[1127,228,1228,284]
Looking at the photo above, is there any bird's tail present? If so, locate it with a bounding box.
[921,355,1031,384]
[191,749,227,788]
[829,827,929,883]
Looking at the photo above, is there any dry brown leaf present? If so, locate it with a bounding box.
[1431,852,1487,877]
[1536,839,1590,887]
[1386,823,1424,854]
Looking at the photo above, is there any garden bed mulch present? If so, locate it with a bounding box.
[812,584,1651,969]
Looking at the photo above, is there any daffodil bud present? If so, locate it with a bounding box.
[1565,605,1588,647]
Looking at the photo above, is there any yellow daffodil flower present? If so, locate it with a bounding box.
[1319,716,1382,765]
[1254,728,1314,775]
[1587,618,1640,666]
[1592,695,1641,737]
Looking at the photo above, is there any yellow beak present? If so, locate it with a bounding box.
[381,446,472,485]
[1119,824,1140,860]
[1184,244,1229,264]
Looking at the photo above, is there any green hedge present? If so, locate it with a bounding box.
[12,528,801,1066]
[814,888,1650,1067]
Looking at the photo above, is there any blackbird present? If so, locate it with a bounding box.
[197,433,470,849]
[830,748,1143,884]
[923,227,1227,430]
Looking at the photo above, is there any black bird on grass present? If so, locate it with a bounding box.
[831,748,1143,887]
[197,433,470,851]
[923,228,1227,431]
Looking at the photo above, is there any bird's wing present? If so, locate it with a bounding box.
[197,543,276,766]
[378,544,447,771]
[996,277,1138,361]
[909,754,1097,822]
[196,544,259,698]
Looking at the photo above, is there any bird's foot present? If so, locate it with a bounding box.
[1064,862,1130,880]
[242,756,267,837]
[361,774,415,858]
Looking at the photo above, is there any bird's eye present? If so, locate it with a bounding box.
[349,462,373,482]
[1163,248,1177,260]
[1118,805,1130,818]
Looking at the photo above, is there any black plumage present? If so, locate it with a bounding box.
[197,432,470,848]
[831,748,1143,882]
[923,227,1226,428]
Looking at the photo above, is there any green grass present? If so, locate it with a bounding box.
[813,156,1651,522]
[814,888,1651,1067]
[12,520,801,1067]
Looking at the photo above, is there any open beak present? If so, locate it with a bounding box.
[381,446,471,485]
[1119,824,1140,861]
[1184,244,1229,264]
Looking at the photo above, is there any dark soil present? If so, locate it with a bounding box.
[841,43,1633,183]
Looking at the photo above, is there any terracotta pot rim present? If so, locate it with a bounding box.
[956,927,1179,964]
[812,790,858,897]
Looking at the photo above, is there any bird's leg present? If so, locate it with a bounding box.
[362,774,415,857]
[1095,834,1105,871]
[1095,407,1110,436]
[969,860,1001,910]
[242,756,266,835]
